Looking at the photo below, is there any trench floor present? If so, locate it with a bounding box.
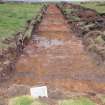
[12,4,105,93]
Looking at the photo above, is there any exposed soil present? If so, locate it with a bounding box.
[0,5,44,84]
[5,4,104,94]
[60,3,105,66]
[0,5,105,105]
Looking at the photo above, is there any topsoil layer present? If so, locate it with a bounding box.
[1,4,105,94]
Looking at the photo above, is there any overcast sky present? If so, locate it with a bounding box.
[43,0,105,1]
[5,0,105,2]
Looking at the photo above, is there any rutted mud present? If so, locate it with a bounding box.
[12,4,105,93]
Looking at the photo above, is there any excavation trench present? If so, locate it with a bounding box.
[9,4,105,94]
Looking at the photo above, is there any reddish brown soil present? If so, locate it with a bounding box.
[10,4,105,93]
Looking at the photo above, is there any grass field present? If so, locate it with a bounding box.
[8,96,97,105]
[0,3,43,41]
[59,97,96,105]
[80,2,105,13]
[9,96,47,105]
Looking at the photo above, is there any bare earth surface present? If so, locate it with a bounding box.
[12,5,105,93]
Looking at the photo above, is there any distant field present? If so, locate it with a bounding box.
[80,2,105,13]
[0,3,42,44]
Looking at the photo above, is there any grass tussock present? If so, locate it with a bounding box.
[59,97,96,105]
[8,95,47,105]
[80,2,105,13]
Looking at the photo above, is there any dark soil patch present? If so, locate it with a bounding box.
[59,3,105,65]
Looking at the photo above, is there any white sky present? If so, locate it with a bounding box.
[42,0,104,1]
[5,0,105,2]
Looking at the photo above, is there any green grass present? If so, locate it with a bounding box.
[59,97,96,105]
[63,8,74,14]
[31,100,47,105]
[80,2,105,13]
[8,95,47,105]
[62,7,80,22]
[9,96,34,105]
[8,96,97,105]
[0,3,42,40]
